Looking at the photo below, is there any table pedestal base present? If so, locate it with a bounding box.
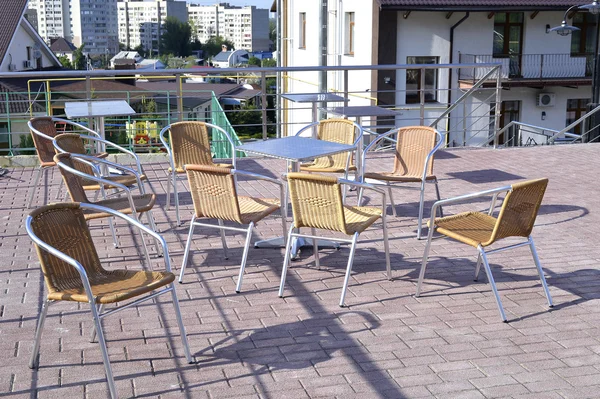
[254,236,340,259]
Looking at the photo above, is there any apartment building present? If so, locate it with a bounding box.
[278,0,593,146]
[28,0,119,56]
[117,0,187,52]
[187,3,269,52]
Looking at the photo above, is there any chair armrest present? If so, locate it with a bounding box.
[26,216,95,299]
[78,134,143,173]
[73,153,141,178]
[78,203,172,272]
[294,122,320,137]
[52,117,101,138]
[338,178,387,213]
[420,130,445,181]
[57,158,131,194]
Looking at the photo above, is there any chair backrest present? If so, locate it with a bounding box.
[29,117,58,165]
[53,153,90,203]
[54,133,96,176]
[28,203,104,297]
[168,122,215,170]
[185,164,243,223]
[287,172,348,234]
[392,126,438,177]
[312,119,359,169]
[487,178,548,244]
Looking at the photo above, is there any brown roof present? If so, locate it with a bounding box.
[49,37,77,52]
[0,0,27,65]
[0,81,44,114]
[50,80,147,101]
[379,0,590,10]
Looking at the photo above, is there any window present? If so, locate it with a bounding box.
[406,56,438,104]
[345,12,355,55]
[493,12,523,56]
[566,98,590,134]
[299,12,306,49]
[571,13,596,55]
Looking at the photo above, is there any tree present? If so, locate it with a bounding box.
[202,36,235,58]
[247,56,261,67]
[262,58,276,67]
[57,55,72,69]
[73,44,86,70]
[269,19,276,47]
[160,17,191,57]
[133,43,147,58]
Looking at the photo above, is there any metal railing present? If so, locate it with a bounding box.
[459,53,593,81]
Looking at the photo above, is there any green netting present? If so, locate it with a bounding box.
[210,93,245,159]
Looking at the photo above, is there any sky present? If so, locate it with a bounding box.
[186,0,273,9]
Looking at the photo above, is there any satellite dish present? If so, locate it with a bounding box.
[32,42,42,59]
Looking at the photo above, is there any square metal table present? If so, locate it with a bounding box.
[282,93,346,137]
[65,100,136,146]
[237,136,357,256]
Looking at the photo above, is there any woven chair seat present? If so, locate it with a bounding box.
[169,163,232,173]
[47,269,175,304]
[364,171,437,183]
[238,196,280,224]
[84,193,156,220]
[81,173,147,190]
[300,163,357,173]
[429,211,497,247]
[343,205,382,234]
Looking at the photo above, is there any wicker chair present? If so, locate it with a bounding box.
[296,119,363,182]
[180,164,286,292]
[361,126,444,239]
[27,117,102,208]
[159,121,237,226]
[54,133,147,194]
[279,173,391,307]
[26,203,193,399]
[54,153,160,260]
[417,178,554,322]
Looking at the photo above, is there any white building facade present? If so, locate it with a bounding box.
[117,0,187,52]
[279,0,593,145]
[29,0,119,56]
[187,3,270,52]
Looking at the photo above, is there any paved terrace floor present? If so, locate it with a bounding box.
[1,144,600,399]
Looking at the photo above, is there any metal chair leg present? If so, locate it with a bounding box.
[89,304,103,343]
[27,166,44,208]
[339,232,359,307]
[434,179,443,217]
[357,187,365,206]
[416,223,436,297]
[278,225,296,297]
[528,236,554,308]
[179,216,197,283]
[29,299,50,369]
[477,246,508,322]
[173,171,181,226]
[146,211,163,257]
[217,219,229,259]
[169,285,194,363]
[382,214,391,280]
[311,227,320,270]
[107,217,120,248]
[474,252,483,281]
[166,170,172,210]
[235,222,255,293]
[416,180,427,240]
[90,301,118,399]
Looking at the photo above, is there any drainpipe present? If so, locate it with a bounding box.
[448,12,469,146]
[319,0,328,117]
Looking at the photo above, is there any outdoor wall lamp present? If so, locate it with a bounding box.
[549,2,600,36]
[384,76,395,85]
[542,111,547,120]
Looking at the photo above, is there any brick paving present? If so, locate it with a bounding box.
[1,144,600,398]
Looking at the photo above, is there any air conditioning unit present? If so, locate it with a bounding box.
[536,93,556,107]
[23,60,33,69]
[7,64,16,71]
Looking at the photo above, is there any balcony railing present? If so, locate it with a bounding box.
[459,53,593,82]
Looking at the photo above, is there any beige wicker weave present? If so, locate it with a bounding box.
[54,133,146,190]
[160,121,237,226]
[280,172,391,307]
[26,203,192,399]
[417,178,553,322]
[179,164,286,292]
[54,153,160,258]
[27,117,104,208]
[362,126,444,239]
[298,119,360,174]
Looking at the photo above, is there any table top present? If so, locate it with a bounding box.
[282,93,346,103]
[65,100,136,118]
[236,136,355,162]
[326,105,398,118]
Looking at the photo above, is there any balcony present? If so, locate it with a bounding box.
[459,53,593,86]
